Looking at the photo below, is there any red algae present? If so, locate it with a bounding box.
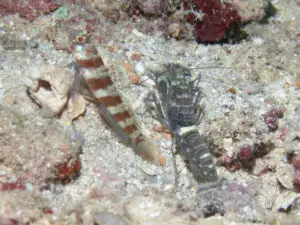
[55,159,81,180]
[183,0,241,41]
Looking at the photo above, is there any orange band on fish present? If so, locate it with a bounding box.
[76,57,104,68]
[86,77,113,91]
[98,96,122,107]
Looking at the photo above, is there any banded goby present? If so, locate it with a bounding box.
[73,36,165,166]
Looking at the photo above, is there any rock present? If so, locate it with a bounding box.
[131,0,167,16]
[0,191,50,224]
[235,0,269,22]
[274,191,300,211]
[125,189,226,225]
[196,183,267,222]
[277,214,300,225]
[27,64,74,115]
[168,23,182,38]
[0,105,82,188]
[0,0,61,22]
[94,212,128,225]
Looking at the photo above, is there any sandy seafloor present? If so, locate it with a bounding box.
[0,0,300,224]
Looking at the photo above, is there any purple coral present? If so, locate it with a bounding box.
[263,108,284,131]
[238,145,253,161]
[183,0,241,42]
[238,145,255,169]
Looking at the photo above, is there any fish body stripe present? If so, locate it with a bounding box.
[123,124,138,135]
[98,96,122,107]
[76,57,104,68]
[86,77,113,91]
[83,66,146,143]
[112,111,131,122]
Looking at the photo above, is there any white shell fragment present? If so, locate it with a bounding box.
[27,64,73,115]
[276,161,294,190]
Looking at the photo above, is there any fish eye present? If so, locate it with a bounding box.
[76,35,86,44]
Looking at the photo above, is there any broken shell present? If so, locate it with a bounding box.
[276,161,294,190]
[27,65,73,115]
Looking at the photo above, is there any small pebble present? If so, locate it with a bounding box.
[252,37,264,46]
[94,212,128,225]
[164,184,175,192]
[168,23,181,38]
[132,28,145,38]
[135,61,145,75]
[223,138,234,156]
[25,183,33,192]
